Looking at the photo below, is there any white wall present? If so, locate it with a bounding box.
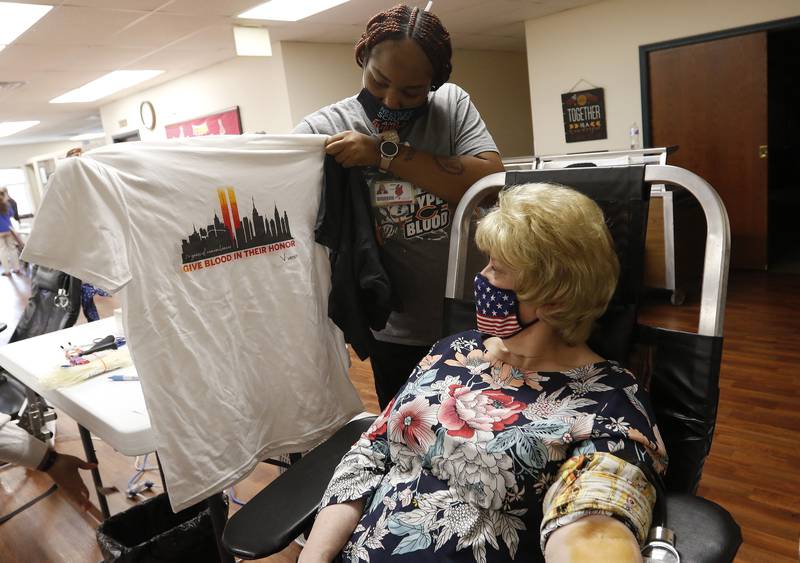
[525,0,800,155]
[0,140,77,169]
[100,42,294,140]
[451,49,533,157]
[281,42,362,127]
[280,42,533,156]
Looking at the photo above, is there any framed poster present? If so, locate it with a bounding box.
[165,106,242,139]
[561,88,607,143]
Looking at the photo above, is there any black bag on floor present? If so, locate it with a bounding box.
[96,493,225,563]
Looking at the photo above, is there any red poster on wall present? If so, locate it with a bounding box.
[165,106,242,139]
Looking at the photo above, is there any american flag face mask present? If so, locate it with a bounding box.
[474,273,537,338]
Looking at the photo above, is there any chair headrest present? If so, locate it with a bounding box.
[505,166,650,361]
[32,265,68,292]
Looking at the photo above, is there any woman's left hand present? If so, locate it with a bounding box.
[325,131,380,168]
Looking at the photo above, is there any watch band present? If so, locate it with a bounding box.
[379,140,400,173]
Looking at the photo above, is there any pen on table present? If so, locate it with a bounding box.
[108,375,139,382]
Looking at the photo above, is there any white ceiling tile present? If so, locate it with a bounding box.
[162,0,264,17]
[131,48,235,72]
[109,12,226,49]
[165,24,236,51]
[0,44,151,72]
[65,0,168,9]
[15,6,147,46]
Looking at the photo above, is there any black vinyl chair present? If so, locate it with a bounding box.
[223,164,741,562]
[0,265,81,421]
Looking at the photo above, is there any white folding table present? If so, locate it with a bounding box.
[0,317,155,518]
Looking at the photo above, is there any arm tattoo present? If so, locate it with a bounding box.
[403,146,417,162]
[434,155,465,175]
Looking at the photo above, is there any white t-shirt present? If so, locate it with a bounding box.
[22,135,364,511]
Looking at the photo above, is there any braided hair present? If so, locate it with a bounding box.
[355,4,452,90]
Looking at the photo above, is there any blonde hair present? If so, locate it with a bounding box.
[475,183,619,345]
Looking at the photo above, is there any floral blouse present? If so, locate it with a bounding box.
[321,331,668,562]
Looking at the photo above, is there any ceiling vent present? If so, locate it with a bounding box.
[0,81,25,92]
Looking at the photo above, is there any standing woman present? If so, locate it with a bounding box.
[0,186,23,276]
[295,4,504,408]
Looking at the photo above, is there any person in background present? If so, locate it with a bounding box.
[7,193,19,223]
[63,149,111,321]
[300,183,667,563]
[295,3,504,409]
[0,413,96,509]
[0,186,23,276]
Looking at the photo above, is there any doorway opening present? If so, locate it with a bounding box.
[768,27,800,273]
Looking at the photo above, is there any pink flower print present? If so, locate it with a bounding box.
[366,398,395,441]
[444,349,490,376]
[438,385,526,439]
[388,396,438,454]
[481,362,548,391]
[417,354,442,372]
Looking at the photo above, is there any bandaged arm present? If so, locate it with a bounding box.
[541,452,656,563]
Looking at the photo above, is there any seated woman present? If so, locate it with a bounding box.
[300,183,668,563]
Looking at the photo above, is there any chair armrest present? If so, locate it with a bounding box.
[222,415,377,560]
[665,493,742,563]
[0,323,6,333]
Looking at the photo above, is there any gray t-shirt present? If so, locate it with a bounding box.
[295,83,498,345]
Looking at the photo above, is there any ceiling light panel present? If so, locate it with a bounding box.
[0,120,40,138]
[238,0,350,22]
[50,70,164,104]
[0,2,52,47]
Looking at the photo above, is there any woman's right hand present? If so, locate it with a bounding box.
[325,131,380,168]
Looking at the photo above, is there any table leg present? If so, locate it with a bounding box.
[78,424,111,520]
[207,492,235,563]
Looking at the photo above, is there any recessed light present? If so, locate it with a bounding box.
[238,0,349,22]
[50,70,164,104]
[0,120,40,138]
[0,2,52,49]
[69,132,106,141]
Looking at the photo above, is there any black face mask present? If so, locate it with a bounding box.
[357,88,428,133]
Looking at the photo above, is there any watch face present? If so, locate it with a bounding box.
[380,140,400,158]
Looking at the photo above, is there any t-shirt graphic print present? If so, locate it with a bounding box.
[365,169,450,243]
[22,135,364,512]
[180,188,297,272]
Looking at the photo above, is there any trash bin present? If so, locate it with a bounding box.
[96,493,226,563]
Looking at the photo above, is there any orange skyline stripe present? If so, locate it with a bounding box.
[217,188,235,242]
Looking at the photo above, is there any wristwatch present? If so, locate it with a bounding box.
[378,139,400,173]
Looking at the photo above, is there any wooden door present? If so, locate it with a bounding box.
[648,32,768,269]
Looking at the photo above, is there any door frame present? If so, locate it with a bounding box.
[639,15,800,147]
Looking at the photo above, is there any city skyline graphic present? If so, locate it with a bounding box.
[181,188,293,265]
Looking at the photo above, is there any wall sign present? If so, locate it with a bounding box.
[561,87,607,143]
[165,106,242,139]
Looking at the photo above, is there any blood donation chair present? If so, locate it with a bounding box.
[222,164,742,562]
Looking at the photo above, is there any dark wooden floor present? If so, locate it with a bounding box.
[0,270,798,562]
